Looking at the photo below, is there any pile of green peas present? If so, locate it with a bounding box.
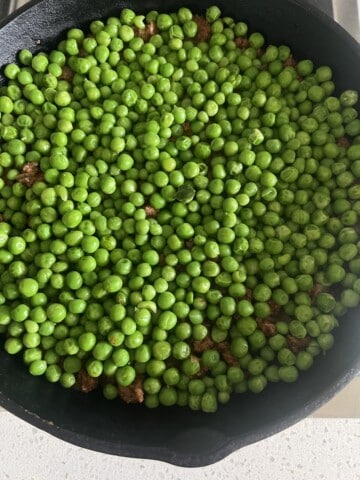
[0,5,360,412]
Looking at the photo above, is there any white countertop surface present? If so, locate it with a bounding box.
[1,410,359,480]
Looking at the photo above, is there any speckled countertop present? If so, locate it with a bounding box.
[1,380,360,479]
[0,411,359,480]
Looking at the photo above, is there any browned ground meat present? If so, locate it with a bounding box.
[78,47,87,58]
[268,299,281,315]
[119,377,144,404]
[256,318,277,336]
[216,341,240,366]
[60,65,74,81]
[287,335,311,354]
[75,369,99,393]
[192,336,215,353]
[283,55,297,67]
[17,162,44,187]
[235,37,249,49]
[182,122,192,136]
[144,205,159,218]
[134,21,158,42]
[193,15,211,43]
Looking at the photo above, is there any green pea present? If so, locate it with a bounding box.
[29,360,47,376]
[18,278,39,298]
[278,366,298,383]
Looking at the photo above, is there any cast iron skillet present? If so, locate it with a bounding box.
[0,0,359,468]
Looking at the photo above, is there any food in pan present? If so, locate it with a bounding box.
[0,6,359,412]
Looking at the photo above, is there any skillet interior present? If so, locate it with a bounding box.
[0,0,359,467]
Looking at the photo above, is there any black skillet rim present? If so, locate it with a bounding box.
[0,0,359,468]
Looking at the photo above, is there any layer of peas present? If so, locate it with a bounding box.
[0,5,360,412]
